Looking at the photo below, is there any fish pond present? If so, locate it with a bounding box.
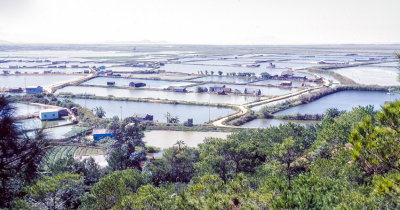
[241,118,317,128]
[275,91,400,115]
[0,75,84,88]
[82,77,195,88]
[143,130,230,149]
[56,86,261,105]
[70,98,235,124]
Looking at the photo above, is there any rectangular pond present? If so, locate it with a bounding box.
[12,103,45,116]
[70,98,235,124]
[241,118,317,128]
[333,66,400,86]
[143,130,230,149]
[55,86,261,105]
[18,117,72,130]
[275,91,400,115]
[82,77,195,88]
[0,75,84,88]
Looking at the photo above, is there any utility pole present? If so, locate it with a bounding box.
[120,106,122,120]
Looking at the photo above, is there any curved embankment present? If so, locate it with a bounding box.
[43,73,96,94]
[212,86,322,128]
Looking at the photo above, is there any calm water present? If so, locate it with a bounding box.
[0,75,84,88]
[26,125,75,139]
[55,86,261,105]
[143,130,230,149]
[82,77,195,88]
[275,91,400,115]
[13,103,44,116]
[334,66,400,86]
[241,118,316,128]
[70,98,235,124]
[45,125,75,139]
[19,117,72,130]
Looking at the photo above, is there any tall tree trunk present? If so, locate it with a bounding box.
[287,162,291,190]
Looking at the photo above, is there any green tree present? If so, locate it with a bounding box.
[271,136,302,189]
[174,140,186,151]
[0,96,48,208]
[149,147,199,184]
[114,184,176,210]
[47,155,103,186]
[260,72,271,79]
[22,173,83,210]
[350,101,400,202]
[106,117,146,171]
[81,169,149,210]
[92,106,106,118]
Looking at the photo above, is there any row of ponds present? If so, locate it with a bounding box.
[13,90,400,140]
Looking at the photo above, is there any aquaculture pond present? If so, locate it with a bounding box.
[18,117,72,130]
[70,98,235,124]
[334,66,400,86]
[275,91,400,115]
[161,63,291,76]
[26,125,77,140]
[13,103,44,116]
[55,86,261,105]
[82,77,195,88]
[241,118,317,128]
[0,75,84,88]
[143,130,230,149]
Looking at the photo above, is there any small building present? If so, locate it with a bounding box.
[133,114,154,122]
[39,109,59,120]
[107,81,115,86]
[96,66,106,71]
[233,89,242,94]
[129,81,146,87]
[58,109,69,117]
[9,65,19,69]
[8,87,23,93]
[281,81,292,86]
[209,85,226,92]
[26,86,43,94]
[222,88,231,93]
[217,89,227,95]
[244,88,262,96]
[93,129,114,141]
[173,87,187,92]
[196,87,208,93]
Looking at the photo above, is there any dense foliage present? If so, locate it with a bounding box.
[2,93,400,209]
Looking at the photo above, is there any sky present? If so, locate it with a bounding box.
[0,0,399,45]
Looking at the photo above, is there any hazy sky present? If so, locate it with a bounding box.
[0,0,399,45]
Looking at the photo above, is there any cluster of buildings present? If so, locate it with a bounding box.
[207,84,262,96]
[8,86,43,94]
[167,86,187,92]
